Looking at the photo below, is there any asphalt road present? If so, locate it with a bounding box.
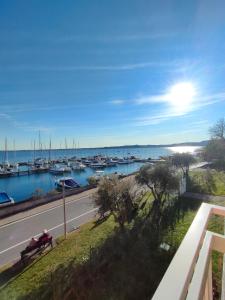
[0,193,97,267]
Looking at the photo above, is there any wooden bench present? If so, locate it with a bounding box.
[20,236,53,261]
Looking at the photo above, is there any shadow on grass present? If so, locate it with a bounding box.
[0,247,53,289]
[91,214,110,230]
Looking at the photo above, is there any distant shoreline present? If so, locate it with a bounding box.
[0,141,207,152]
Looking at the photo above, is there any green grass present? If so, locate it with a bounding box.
[188,170,225,195]
[0,216,116,300]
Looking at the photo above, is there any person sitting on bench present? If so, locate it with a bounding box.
[26,237,38,250]
[38,229,50,243]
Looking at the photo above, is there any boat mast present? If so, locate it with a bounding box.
[38,130,42,158]
[13,139,16,163]
[4,137,8,164]
[33,140,36,162]
[49,137,51,162]
[65,137,67,159]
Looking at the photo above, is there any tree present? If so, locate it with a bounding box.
[204,118,225,170]
[136,163,179,210]
[204,139,225,169]
[93,176,139,229]
[209,118,225,140]
[170,152,195,176]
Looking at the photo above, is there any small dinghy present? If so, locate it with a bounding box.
[55,177,80,189]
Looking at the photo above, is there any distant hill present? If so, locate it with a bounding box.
[7,140,209,151]
[99,140,209,149]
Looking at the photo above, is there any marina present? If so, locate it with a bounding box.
[0,146,201,203]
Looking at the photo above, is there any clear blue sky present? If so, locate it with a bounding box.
[0,0,225,149]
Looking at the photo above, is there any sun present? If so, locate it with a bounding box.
[168,82,196,108]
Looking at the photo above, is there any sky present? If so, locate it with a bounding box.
[0,0,225,149]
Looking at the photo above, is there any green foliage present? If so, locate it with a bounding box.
[136,163,180,204]
[170,152,195,176]
[87,176,98,186]
[188,170,225,195]
[93,176,140,228]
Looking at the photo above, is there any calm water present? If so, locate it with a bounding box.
[0,146,201,202]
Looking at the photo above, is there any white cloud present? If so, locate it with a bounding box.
[110,99,125,105]
[2,61,176,72]
[56,32,178,43]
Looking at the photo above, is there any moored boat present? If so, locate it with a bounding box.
[55,177,80,189]
[0,192,14,206]
[71,161,86,170]
[90,161,106,169]
[49,164,71,174]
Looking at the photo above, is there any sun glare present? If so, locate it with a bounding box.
[168,82,196,108]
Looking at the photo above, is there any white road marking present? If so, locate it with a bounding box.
[0,207,98,255]
[0,193,94,229]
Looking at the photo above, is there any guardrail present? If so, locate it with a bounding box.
[152,203,225,300]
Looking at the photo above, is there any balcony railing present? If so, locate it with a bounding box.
[152,203,225,300]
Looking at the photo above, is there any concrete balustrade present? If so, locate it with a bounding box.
[152,203,225,300]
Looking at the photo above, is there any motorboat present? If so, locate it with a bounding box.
[55,177,80,189]
[90,161,106,169]
[71,162,86,171]
[0,192,14,206]
[105,158,117,167]
[118,157,133,164]
[82,159,92,166]
[49,164,71,174]
[29,164,49,173]
[34,158,48,166]
[0,166,12,177]
[117,159,129,164]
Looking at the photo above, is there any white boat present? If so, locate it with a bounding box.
[71,162,86,170]
[105,159,117,167]
[90,161,106,169]
[117,159,129,164]
[55,177,80,189]
[0,192,14,206]
[49,164,71,174]
[29,164,49,173]
[118,157,133,164]
[34,158,48,166]
[82,160,92,166]
[0,167,12,177]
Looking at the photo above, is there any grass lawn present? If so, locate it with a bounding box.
[188,169,225,195]
[1,197,225,300]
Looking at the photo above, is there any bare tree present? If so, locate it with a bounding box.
[209,118,225,140]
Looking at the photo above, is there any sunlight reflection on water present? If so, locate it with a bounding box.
[167,146,202,154]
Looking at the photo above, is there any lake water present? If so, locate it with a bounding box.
[0,146,201,202]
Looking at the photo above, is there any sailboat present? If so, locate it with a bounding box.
[0,138,13,177]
